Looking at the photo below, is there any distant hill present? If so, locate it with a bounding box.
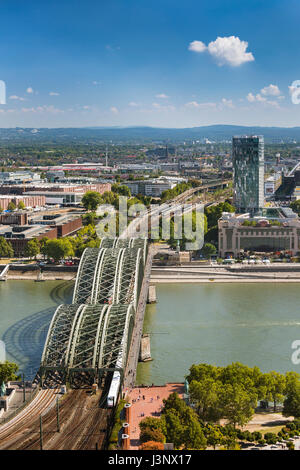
[1,125,300,143]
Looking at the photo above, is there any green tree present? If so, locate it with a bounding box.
[25,238,40,259]
[189,378,222,422]
[140,428,165,444]
[44,238,74,263]
[180,409,207,449]
[81,191,103,211]
[264,371,286,411]
[112,183,131,197]
[7,201,16,211]
[17,201,26,210]
[220,383,256,428]
[201,242,217,259]
[283,382,300,418]
[0,236,14,258]
[0,361,20,383]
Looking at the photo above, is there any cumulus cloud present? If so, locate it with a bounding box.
[261,84,281,96]
[49,91,60,96]
[129,101,140,107]
[246,90,282,107]
[110,106,119,114]
[221,98,234,108]
[189,36,254,66]
[26,87,34,94]
[188,41,207,53]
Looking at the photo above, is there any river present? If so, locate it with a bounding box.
[136,283,300,384]
[0,281,300,384]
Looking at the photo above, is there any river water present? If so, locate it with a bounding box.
[0,281,300,383]
[136,283,300,385]
[0,280,73,379]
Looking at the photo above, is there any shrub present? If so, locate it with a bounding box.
[140,428,165,444]
[139,441,164,450]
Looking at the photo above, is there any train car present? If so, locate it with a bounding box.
[107,371,121,407]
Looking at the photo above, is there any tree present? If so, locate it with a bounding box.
[139,441,164,450]
[264,371,286,411]
[44,238,74,263]
[290,200,300,215]
[160,410,183,449]
[140,428,165,444]
[17,201,26,210]
[81,191,103,211]
[189,378,221,422]
[0,236,14,258]
[283,382,300,418]
[201,242,216,259]
[25,238,40,259]
[112,183,131,197]
[220,383,256,428]
[139,417,165,434]
[7,201,16,211]
[0,361,20,383]
[180,409,207,449]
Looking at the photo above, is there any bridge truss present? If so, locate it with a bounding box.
[39,237,148,387]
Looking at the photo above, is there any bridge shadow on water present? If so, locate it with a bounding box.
[2,280,74,381]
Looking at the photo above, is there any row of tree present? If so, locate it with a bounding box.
[139,362,300,450]
[188,362,300,426]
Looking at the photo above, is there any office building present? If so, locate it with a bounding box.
[232,136,264,214]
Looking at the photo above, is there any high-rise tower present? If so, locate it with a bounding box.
[232,135,264,214]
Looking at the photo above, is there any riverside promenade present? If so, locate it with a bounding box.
[151,263,300,283]
[126,383,184,449]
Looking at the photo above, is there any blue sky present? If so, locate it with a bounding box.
[0,0,300,128]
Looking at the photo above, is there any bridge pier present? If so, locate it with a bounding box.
[139,334,152,362]
[147,285,156,303]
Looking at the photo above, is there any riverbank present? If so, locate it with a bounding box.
[7,271,75,281]
[150,264,300,283]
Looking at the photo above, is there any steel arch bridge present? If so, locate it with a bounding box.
[39,237,148,387]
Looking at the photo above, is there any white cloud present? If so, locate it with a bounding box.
[246,91,282,107]
[26,87,34,94]
[110,106,119,114]
[246,93,256,102]
[261,84,281,96]
[189,36,254,67]
[92,81,101,85]
[185,101,217,109]
[21,105,63,114]
[155,93,169,99]
[221,98,234,108]
[188,41,207,53]
[129,101,140,107]
[49,92,60,96]
[9,95,25,101]
[152,102,175,111]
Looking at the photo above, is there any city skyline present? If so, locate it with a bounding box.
[0,0,300,128]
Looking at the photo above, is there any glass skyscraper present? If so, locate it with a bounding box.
[232,135,264,214]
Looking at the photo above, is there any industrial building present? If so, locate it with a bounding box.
[0,212,82,256]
